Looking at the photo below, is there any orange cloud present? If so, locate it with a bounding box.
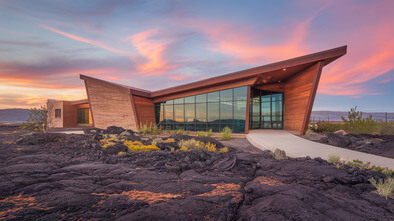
[129,29,178,75]
[41,25,129,55]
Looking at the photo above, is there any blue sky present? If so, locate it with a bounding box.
[0,0,393,111]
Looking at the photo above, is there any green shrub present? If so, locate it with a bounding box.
[341,106,378,134]
[328,154,341,164]
[219,147,229,153]
[138,122,161,135]
[151,138,163,146]
[197,131,206,137]
[272,148,287,160]
[178,139,216,152]
[369,177,394,199]
[309,107,393,135]
[309,121,342,133]
[347,159,393,175]
[305,128,313,136]
[21,105,48,132]
[174,129,184,134]
[220,127,232,140]
[207,129,213,137]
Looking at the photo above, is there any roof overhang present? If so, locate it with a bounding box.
[80,45,347,99]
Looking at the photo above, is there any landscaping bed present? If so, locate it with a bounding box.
[0,125,393,220]
[303,132,394,159]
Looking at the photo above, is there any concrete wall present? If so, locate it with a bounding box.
[85,79,138,130]
[47,101,63,128]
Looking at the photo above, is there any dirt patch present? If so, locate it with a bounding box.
[0,126,393,220]
[303,132,394,159]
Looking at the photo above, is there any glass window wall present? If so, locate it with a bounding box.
[155,86,247,133]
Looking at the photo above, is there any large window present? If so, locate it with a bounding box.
[155,86,247,133]
[77,108,90,124]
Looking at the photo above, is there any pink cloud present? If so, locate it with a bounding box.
[317,1,394,96]
[169,15,317,65]
[128,29,178,75]
[41,25,129,55]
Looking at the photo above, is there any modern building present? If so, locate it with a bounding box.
[47,46,347,134]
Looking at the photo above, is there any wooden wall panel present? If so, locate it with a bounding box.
[85,80,138,130]
[133,95,155,126]
[63,101,77,127]
[284,61,323,134]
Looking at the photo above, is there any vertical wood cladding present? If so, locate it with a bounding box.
[284,62,323,134]
[63,101,77,127]
[133,95,155,125]
[85,80,138,130]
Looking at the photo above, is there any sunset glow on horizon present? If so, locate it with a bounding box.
[0,0,393,111]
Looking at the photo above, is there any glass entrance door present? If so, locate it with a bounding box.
[250,88,283,129]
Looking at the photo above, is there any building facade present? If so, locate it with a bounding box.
[47,46,347,134]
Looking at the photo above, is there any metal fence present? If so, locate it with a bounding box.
[310,112,394,123]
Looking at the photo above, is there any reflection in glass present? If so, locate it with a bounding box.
[164,105,173,121]
[220,101,233,123]
[185,104,195,122]
[155,86,248,133]
[207,102,219,123]
[174,98,184,104]
[220,89,233,101]
[196,103,206,122]
[234,100,246,121]
[261,102,270,116]
[196,94,206,103]
[165,100,173,105]
[234,86,247,100]
[272,101,282,116]
[207,91,219,102]
[185,96,195,104]
[174,104,184,122]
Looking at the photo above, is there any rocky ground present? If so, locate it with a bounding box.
[303,132,394,159]
[0,126,393,220]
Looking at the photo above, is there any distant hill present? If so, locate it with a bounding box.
[311,111,394,122]
[0,108,30,123]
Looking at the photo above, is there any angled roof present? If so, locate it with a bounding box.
[80,45,347,98]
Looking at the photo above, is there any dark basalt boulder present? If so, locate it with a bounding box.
[103,143,129,155]
[105,126,126,134]
[326,132,351,147]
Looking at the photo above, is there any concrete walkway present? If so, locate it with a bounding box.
[247,129,394,170]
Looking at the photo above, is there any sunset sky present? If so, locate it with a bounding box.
[0,0,393,111]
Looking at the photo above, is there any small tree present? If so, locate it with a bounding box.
[21,105,48,132]
[341,106,375,134]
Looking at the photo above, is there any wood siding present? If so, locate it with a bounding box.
[85,79,138,130]
[133,95,155,126]
[283,62,323,134]
[63,101,77,127]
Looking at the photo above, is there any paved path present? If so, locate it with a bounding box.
[247,129,394,169]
